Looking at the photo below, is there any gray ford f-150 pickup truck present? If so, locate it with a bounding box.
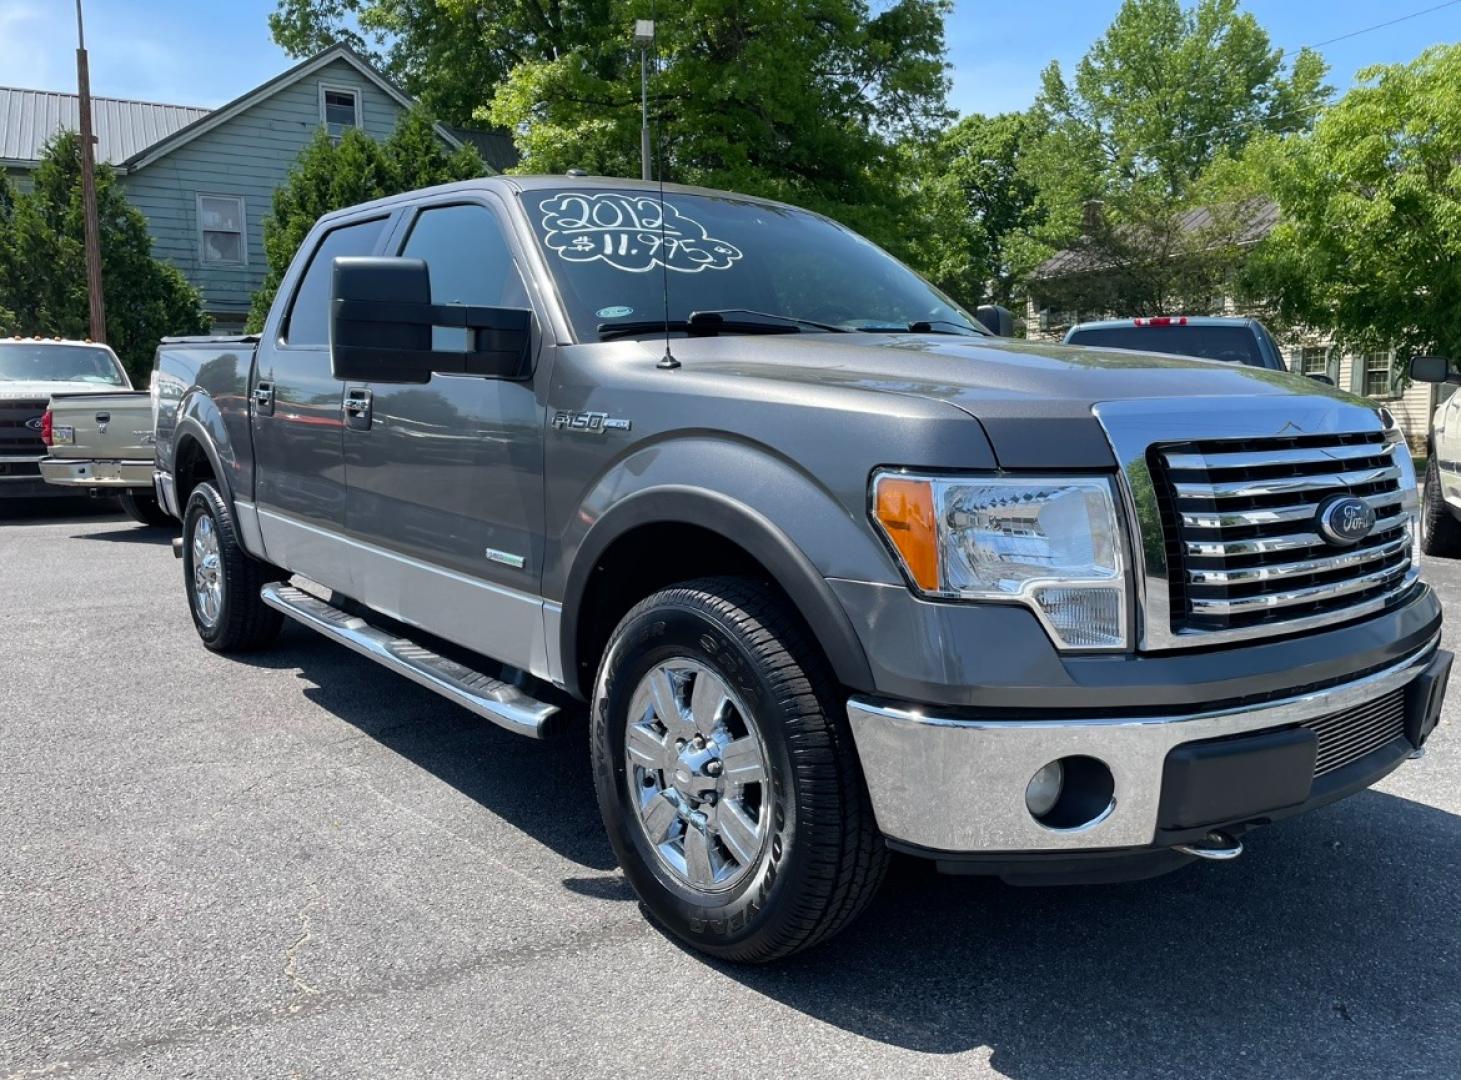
[154,176,1450,962]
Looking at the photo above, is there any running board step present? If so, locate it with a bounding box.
[261,583,562,739]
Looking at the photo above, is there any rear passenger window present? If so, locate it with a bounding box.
[398,203,529,351]
[284,217,387,345]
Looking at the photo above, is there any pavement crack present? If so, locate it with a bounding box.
[282,879,323,1010]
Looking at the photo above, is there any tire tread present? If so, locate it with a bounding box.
[612,576,888,962]
[1422,458,1461,557]
[184,482,283,652]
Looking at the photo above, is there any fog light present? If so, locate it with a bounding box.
[1024,760,1064,817]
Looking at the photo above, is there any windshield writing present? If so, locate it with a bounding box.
[524,189,981,342]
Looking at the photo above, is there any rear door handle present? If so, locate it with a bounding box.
[252,382,274,416]
[344,387,373,431]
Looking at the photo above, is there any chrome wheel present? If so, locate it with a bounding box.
[191,513,223,627]
[625,659,771,893]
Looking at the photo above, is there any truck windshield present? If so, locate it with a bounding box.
[522,188,983,341]
[1065,325,1263,366]
[0,343,127,385]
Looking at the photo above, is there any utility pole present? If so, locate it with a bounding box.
[75,0,106,342]
[634,20,655,182]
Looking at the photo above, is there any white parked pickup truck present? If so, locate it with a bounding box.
[0,337,165,523]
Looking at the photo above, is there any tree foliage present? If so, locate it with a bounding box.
[271,0,953,260]
[1246,44,1461,369]
[246,108,487,330]
[1039,0,1328,197]
[902,111,1044,308]
[490,0,950,250]
[0,133,209,382]
[1018,0,1329,318]
[270,0,518,127]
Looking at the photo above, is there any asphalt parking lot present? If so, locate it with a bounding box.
[2,501,1459,1079]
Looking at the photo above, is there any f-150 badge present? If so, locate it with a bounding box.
[552,410,631,434]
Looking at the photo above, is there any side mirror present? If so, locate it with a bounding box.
[330,256,532,384]
[1306,373,1335,387]
[975,304,1014,337]
[1409,355,1456,384]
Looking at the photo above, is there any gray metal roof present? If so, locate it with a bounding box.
[0,86,209,166]
[1030,199,1280,281]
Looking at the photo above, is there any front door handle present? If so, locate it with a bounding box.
[344,387,373,430]
[252,382,274,416]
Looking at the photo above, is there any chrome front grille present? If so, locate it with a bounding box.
[1093,396,1422,651]
[1151,431,1415,635]
[1301,687,1406,776]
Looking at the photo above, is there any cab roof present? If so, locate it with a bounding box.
[314,174,804,227]
[0,335,117,349]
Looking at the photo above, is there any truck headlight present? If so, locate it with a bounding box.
[872,472,1129,650]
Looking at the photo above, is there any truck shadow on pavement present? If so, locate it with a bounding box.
[245,624,617,873]
[723,788,1461,1075]
[70,524,176,544]
[243,626,1459,1076]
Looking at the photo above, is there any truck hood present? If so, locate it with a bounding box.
[652,333,1371,467]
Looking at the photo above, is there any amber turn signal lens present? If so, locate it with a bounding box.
[874,477,939,592]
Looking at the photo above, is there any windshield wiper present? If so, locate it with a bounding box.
[597,309,833,342]
[690,309,849,333]
[855,319,984,336]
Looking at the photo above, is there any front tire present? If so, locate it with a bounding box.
[591,577,888,962]
[1421,457,1461,557]
[119,489,173,527]
[182,482,283,651]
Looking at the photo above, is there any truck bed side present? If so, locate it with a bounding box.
[153,335,261,513]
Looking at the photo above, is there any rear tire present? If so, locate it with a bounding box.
[182,482,283,651]
[119,489,173,527]
[1421,457,1461,557]
[591,576,888,963]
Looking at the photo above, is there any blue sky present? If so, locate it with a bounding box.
[0,0,1457,116]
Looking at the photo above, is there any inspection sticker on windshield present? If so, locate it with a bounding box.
[539,193,742,274]
[595,305,635,319]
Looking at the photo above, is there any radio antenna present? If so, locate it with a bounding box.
[652,0,679,370]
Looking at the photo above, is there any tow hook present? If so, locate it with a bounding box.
[1174,830,1244,861]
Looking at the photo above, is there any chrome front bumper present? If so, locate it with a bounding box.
[39,458,153,488]
[847,637,1441,853]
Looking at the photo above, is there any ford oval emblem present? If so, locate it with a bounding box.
[1316,496,1376,546]
[24,415,42,431]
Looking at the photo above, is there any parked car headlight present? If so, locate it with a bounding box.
[871,472,1128,650]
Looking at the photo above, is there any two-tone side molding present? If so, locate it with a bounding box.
[261,583,563,739]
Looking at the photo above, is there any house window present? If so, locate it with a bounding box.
[1361,351,1395,398]
[1297,346,1330,377]
[197,195,246,264]
[320,86,360,136]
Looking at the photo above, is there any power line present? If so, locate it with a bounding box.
[1299,0,1461,51]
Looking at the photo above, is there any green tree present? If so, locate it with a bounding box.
[1039,0,1328,197]
[903,111,1046,308]
[0,172,17,331]
[488,0,950,252]
[269,0,953,260]
[246,108,486,330]
[269,0,542,127]
[0,133,209,381]
[1246,44,1461,371]
[1019,0,1328,317]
